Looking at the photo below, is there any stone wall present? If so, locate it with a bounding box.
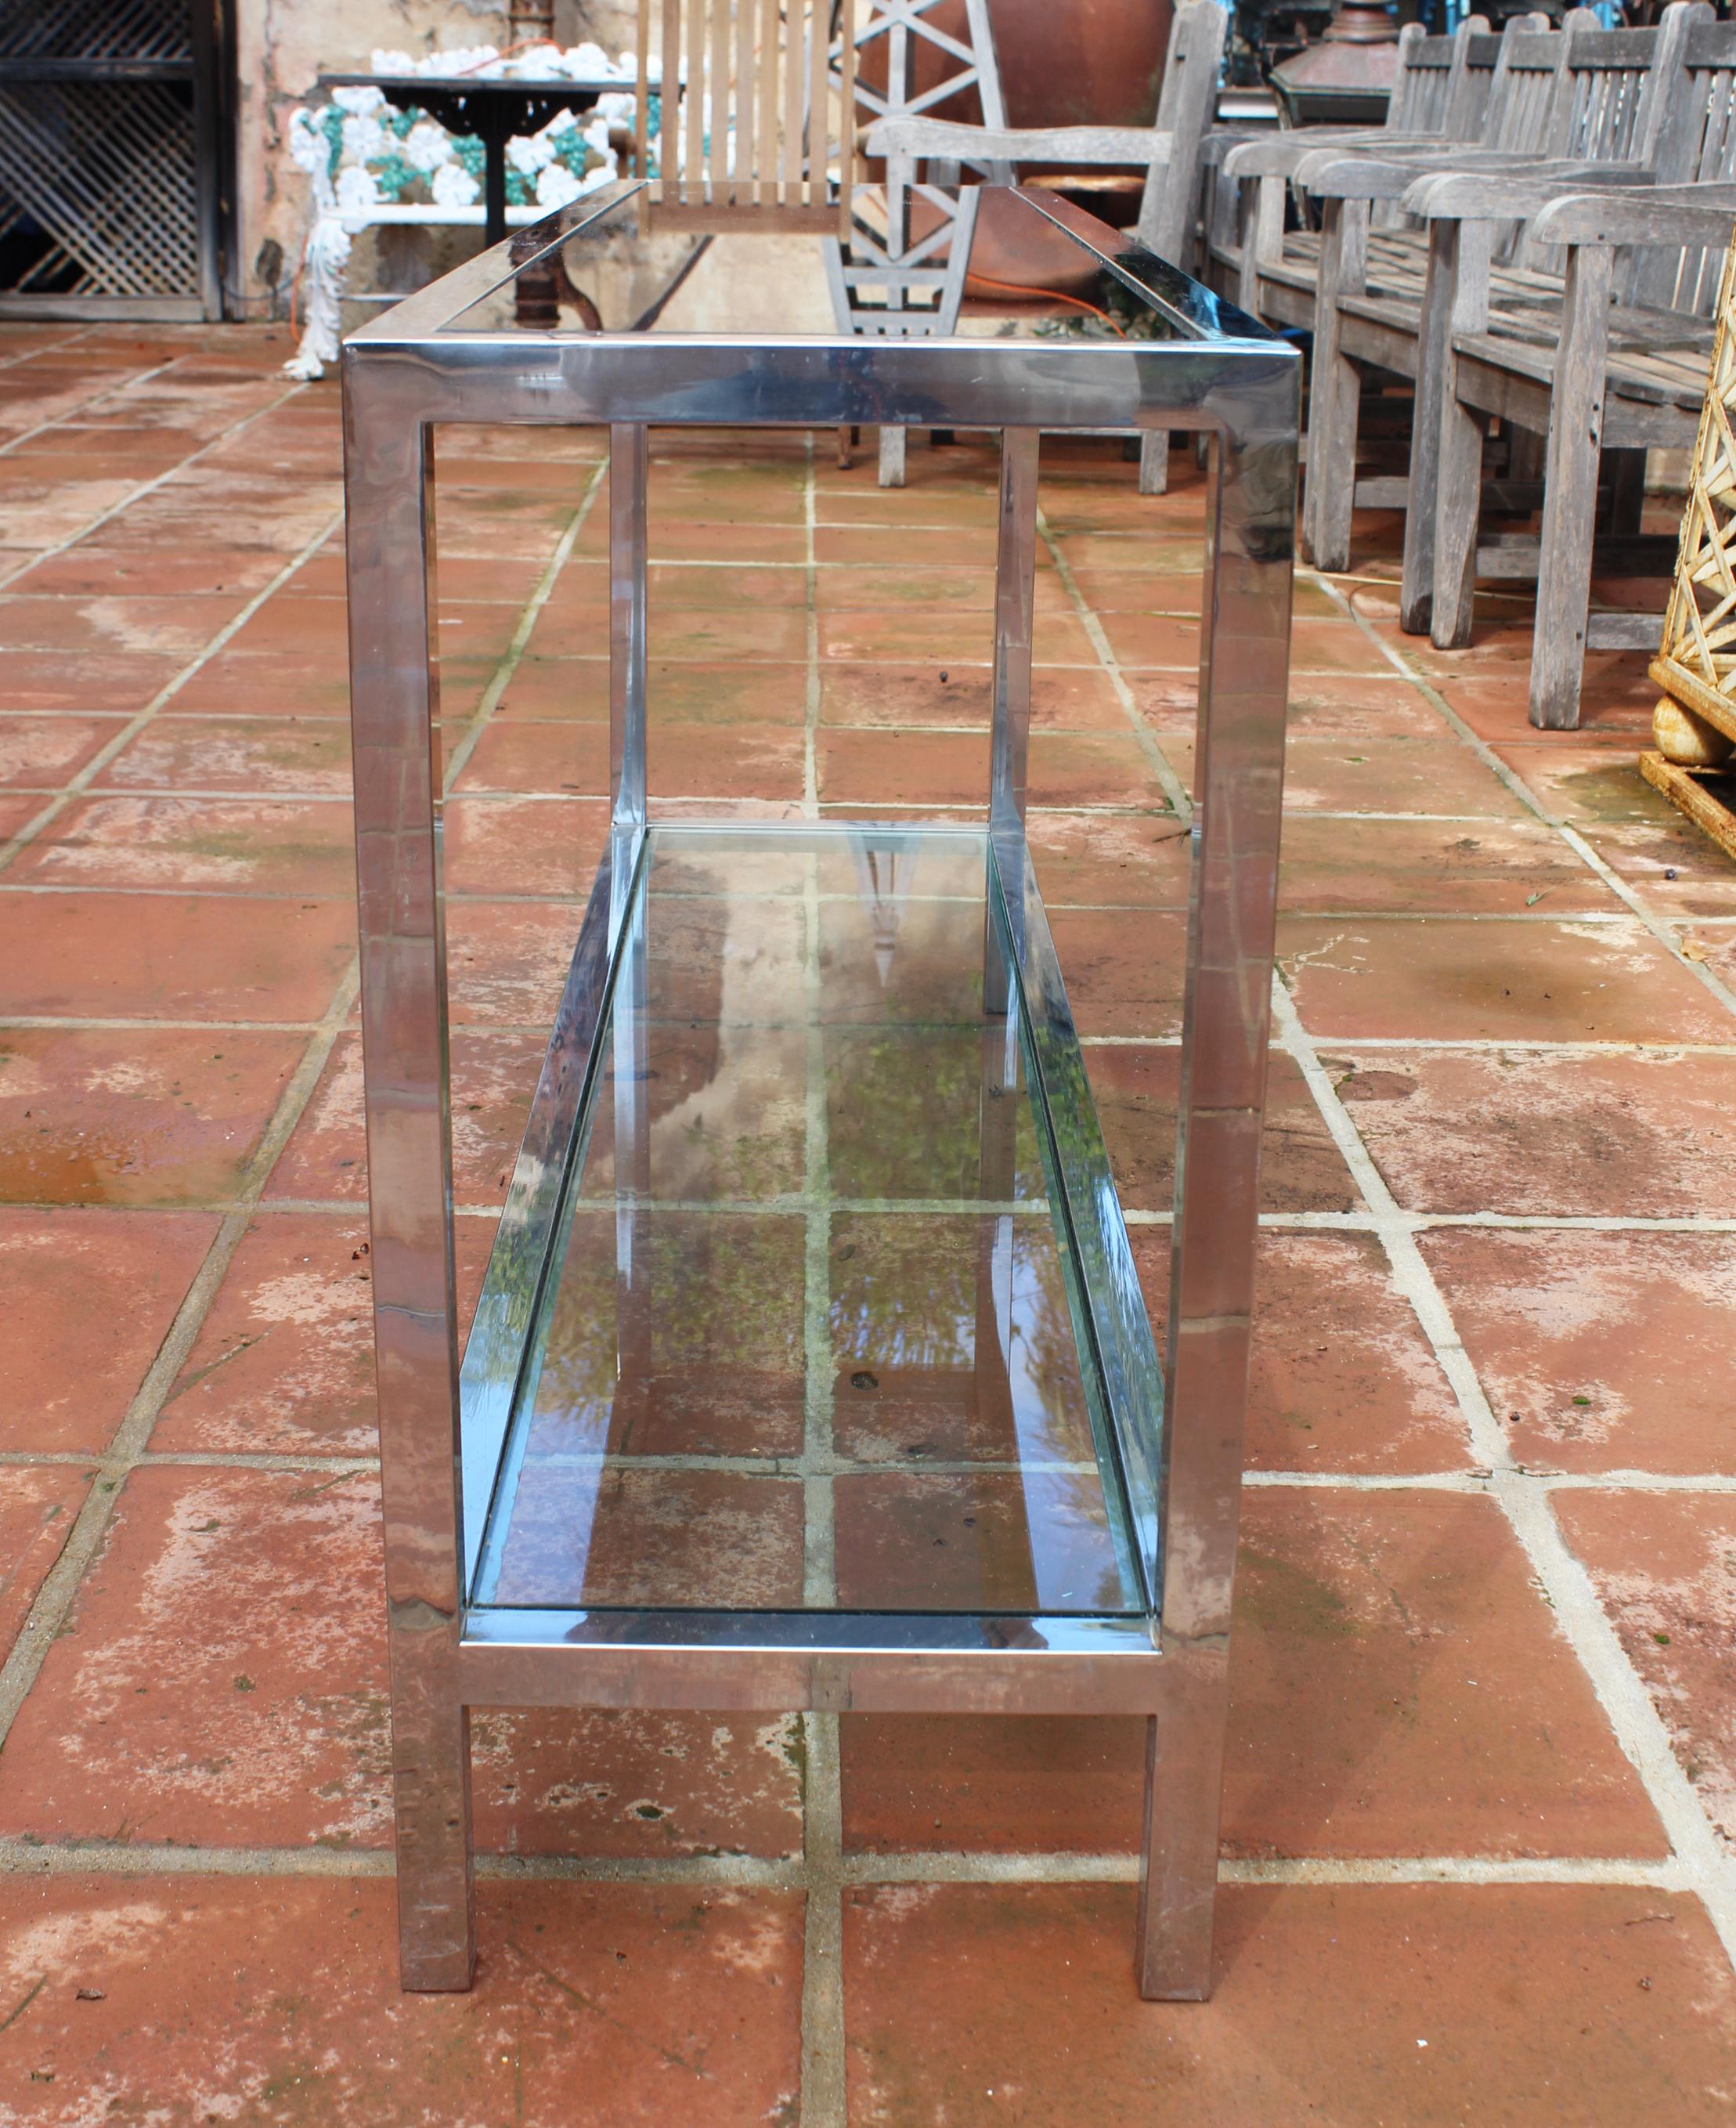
[234,0,637,313]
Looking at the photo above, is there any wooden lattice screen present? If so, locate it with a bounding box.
[1652,229,1736,742]
[1643,223,1736,859]
[0,0,221,316]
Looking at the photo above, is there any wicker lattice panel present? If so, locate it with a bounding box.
[0,78,198,296]
[1653,230,1736,743]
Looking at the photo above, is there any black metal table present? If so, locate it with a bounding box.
[317,72,622,246]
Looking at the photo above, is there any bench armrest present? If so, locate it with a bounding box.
[861,116,1166,168]
[1527,182,1736,247]
[1199,125,1276,170]
[1401,165,1655,220]
[1222,128,1446,182]
[1298,149,1644,203]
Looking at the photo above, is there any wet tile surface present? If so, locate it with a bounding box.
[0,1877,803,2125]
[0,1465,394,1849]
[0,1209,215,1451]
[1326,1048,1736,1216]
[1557,1492,1736,1852]
[843,1883,1736,2126]
[1419,1229,1736,1474]
[1278,917,1732,1044]
[1135,1228,1468,1473]
[842,1489,1664,1861]
[0,1028,301,1206]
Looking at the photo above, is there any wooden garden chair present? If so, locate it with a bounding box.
[634,0,857,234]
[1252,8,1691,576]
[1206,13,1500,304]
[1403,19,1736,726]
[859,0,1227,493]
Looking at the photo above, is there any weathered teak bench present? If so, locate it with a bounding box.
[1232,9,1691,580]
[1206,13,1501,304]
[1406,20,1736,727]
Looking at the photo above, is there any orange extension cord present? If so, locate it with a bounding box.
[963,269,1129,336]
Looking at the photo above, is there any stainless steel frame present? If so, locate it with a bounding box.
[342,183,1297,2003]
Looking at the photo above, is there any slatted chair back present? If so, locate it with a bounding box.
[1629,15,1736,312]
[1474,9,1691,269]
[1443,25,1504,139]
[635,0,857,235]
[1477,13,1579,156]
[1142,0,1230,260]
[1389,24,1474,136]
[1514,3,1705,278]
[1546,16,1673,163]
[1368,18,1496,229]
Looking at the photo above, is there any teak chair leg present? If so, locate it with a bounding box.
[1402,219,1452,634]
[1600,445,1646,536]
[1529,244,1612,731]
[1427,393,1486,650]
[1139,431,1171,495]
[1300,198,1366,573]
[878,424,907,486]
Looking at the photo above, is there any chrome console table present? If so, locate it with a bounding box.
[341,182,1297,2001]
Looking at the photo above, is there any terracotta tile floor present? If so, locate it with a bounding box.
[0,321,1733,2123]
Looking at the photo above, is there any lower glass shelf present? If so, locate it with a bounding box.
[460,820,1164,1627]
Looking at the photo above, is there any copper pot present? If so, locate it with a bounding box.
[859,0,1174,291]
[857,0,1171,125]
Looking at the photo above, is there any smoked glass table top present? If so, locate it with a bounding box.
[466,823,1150,1621]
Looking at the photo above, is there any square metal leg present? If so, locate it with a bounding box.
[344,395,475,1992]
[1136,404,1294,1997]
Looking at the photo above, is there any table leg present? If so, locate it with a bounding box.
[484,126,509,250]
[1139,378,1294,2000]
[610,422,649,858]
[991,429,1039,832]
[345,400,475,1991]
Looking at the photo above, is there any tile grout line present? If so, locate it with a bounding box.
[6,1443,1735,1494]
[0,1834,1687,1893]
[22,1194,1736,1236]
[1313,575,1736,1022]
[1271,919,1736,1968]
[0,378,315,595]
[0,469,608,1782]
[0,353,189,463]
[10,1012,1736,1061]
[0,501,348,880]
[437,457,610,794]
[799,1707,848,2128]
[1036,502,1193,821]
[796,429,848,2128]
[0,323,100,374]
